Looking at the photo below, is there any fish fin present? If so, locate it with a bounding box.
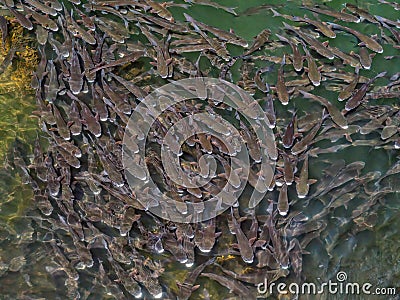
[225,7,237,16]
[192,285,201,291]
[248,237,257,245]
[166,58,173,66]
[253,239,266,248]
[322,40,329,47]
[269,8,281,17]
[308,179,317,185]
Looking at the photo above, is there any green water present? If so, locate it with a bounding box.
[0,0,399,299]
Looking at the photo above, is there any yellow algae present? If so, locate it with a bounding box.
[216,254,236,263]
[0,19,38,164]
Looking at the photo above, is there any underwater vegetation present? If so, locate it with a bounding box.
[0,18,38,162]
[0,0,399,299]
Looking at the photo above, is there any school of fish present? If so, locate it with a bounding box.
[0,0,399,299]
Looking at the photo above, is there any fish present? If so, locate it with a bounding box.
[96,261,126,298]
[96,16,129,43]
[140,13,189,33]
[302,5,360,23]
[69,46,83,94]
[44,59,60,103]
[75,44,95,83]
[110,73,148,101]
[129,264,163,299]
[74,6,95,31]
[0,16,8,47]
[374,14,400,29]
[309,143,351,157]
[35,25,48,46]
[378,0,400,10]
[278,183,289,216]
[0,47,16,75]
[184,14,230,61]
[31,138,48,182]
[345,3,378,24]
[89,50,145,74]
[24,6,58,31]
[182,234,195,267]
[275,34,303,71]
[328,22,383,53]
[327,46,361,68]
[194,218,220,253]
[300,90,348,129]
[231,208,254,264]
[201,273,250,298]
[101,75,131,114]
[345,71,387,111]
[271,8,336,38]
[244,29,271,56]
[152,35,173,78]
[351,46,375,70]
[184,0,237,16]
[365,91,400,100]
[282,153,295,185]
[24,0,58,16]
[7,5,34,30]
[176,258,215,300]
[296,153,312,198]
[109,257,142,298]
[144,0,174,22]
[291,113,323,155]
[35,191,53,216]
[282,111,296,149]
[68,92,101,137]
[48,32,69,58]
[289,238,302,281]
[91,83,109,121]
[338,68,360,101]
[65,8,95,44]
[283,22,335,60]
[163,232,188,264]
[239,121,261,162]
[254,69,270,92]
[379,21,400,45]
[183,14,248,47]
[276,55,289,105]
[67,100,82,136]
[302,44,321,86]
[51,105,71,140]
[262,95,276,128]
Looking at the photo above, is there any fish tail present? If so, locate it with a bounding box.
[225,7,238,16]
[270,8,281,17]
[376,71,387,78]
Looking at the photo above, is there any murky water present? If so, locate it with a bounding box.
[0,0,399,299]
